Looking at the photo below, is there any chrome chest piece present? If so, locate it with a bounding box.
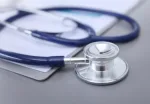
[75,42,129,85]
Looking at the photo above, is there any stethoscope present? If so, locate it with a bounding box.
[0,7,140,85]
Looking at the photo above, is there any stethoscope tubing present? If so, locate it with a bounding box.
[0,7,140,66]
[0,7,140,46]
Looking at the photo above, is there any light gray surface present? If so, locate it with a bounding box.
[0,1,149,104]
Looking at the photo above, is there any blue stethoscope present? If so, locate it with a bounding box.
[0,7,140,67]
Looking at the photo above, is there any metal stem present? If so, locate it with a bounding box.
[64,57,88,64]
[0,20,32,35]
[16,6,65,22]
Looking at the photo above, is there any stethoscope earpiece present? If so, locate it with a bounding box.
[75,42,129,85]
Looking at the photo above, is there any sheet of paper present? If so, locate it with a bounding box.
[0,0,140,72]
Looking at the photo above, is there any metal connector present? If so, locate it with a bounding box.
[0,20,32,35]
[64,57,88,64]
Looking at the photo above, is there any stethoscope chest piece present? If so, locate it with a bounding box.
[75,42,129,85]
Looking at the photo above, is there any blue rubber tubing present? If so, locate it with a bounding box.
[0,7,140,66]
